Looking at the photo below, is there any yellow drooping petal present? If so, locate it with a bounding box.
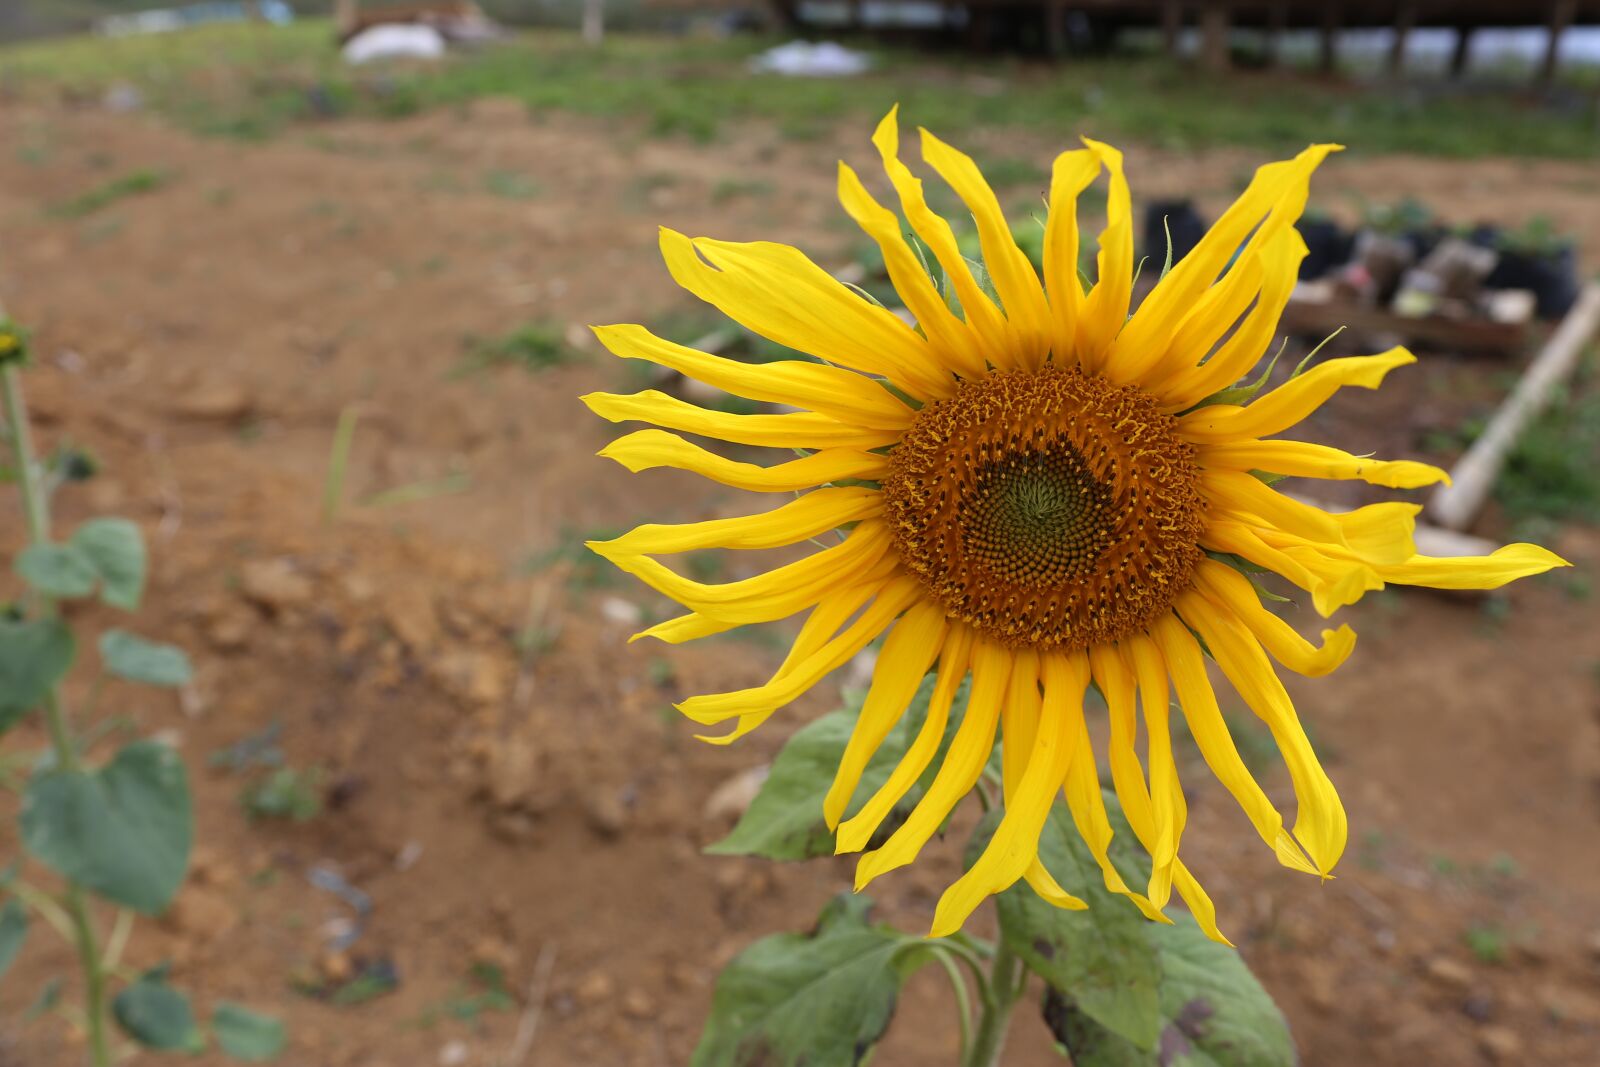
[837,159,986,381]
[1203,520,1381,616]
[1191,559,1356,677]
[582,390,899,450]
[1199,439,1450,489]
[678,577,922,726]
[1325,501,1421,566]
[823,601,948,828]
[592,323,913,430]
[658,228,951,399]
[599,429,887,492]
[1374,542,1570,589]
[595,486,881,556]
[855,637,1011,889]
[920,127,1053,370]
[1203,468,1349,547]
[1150,614,1319,877]
[1124,633,1184,906]
[1179,347,1416,443]
[1178,592,1347,876]
[1075,139,1132,373]
[835,624,974,853]
[930,652,1081,936]
[998,648,1042,801]
[1156,225,1308,412]
[1043,149,1101,364]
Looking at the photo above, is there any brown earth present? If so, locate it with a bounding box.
[0,98,1597,1067]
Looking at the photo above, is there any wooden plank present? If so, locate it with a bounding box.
[1427,282,1600,531]
[1280,299,1530,355]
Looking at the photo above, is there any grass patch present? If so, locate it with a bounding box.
[1495,362,1600,527]
[49,167,168,218]
[453,319,577,376]
[240,766,323,822]
[482,169,542,199]
[4,22,1598,159]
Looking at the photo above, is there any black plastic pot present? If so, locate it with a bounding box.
[1141,200,1206,270]
[1296,218,1355,280]
[1484,245,1581,320]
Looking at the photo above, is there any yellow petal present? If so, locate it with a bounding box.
[582,389,899,450]
[855,637,1011,889]
[1144,252,1263,388]
[919,127,1053,370]
[1178,592,1347,876]
[1023,859,1091,912]
[596,487,880,557]
[1199,439,1450,489]
[1179,347,1416,443]
[1192,559,1356,677]
[599,429,887,492]
[658,228,950,399]
[824,601,948,829]
[678,577,921,726]
[1202,468,1349,548]
[1149,614,1319,877]
[1374,542,1570,589]
[1076,139,1132,373]
[930,652,1080,936]
[836,623,974,853]
[1043,149,1101,365]
[1203,520,1381,616]
[868,109,1016,368]
[1124,632,1185,906]
[998,648,1042,801]
[592,323,913,430]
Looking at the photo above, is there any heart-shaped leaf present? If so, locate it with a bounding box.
[72,518,147,610]
[15,543,98,598]
[114,977,200,1050]
[0,617,74,732]
[212,1002,287,1061]
[99,629,192,687]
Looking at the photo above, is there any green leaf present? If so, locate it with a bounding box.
[71,517,147,610]
[25,976,62,1021]
[99,629,192,687]
[15,542,98,598]
[113,977,199,1050]
[213,1002,287,1061]
[21,740,193,913]
[708,676,965,860]
[0,617,75,732]
[0,898,28,979]
[690,893,920,1067]
[1044,916,1296,1067]
[980,800,1163,1050]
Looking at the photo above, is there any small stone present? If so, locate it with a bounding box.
[1462,991,1494,1022]
[438,1039,469,1067]
[432,649,510,708]
[1478,1025,1523,1062]
[239,559,314,611]
[487,732,540,809]
[599,597,642,627]
[621,990,656,1020]
[383,586,439,653]
[173,383,253,422]
[575,972,614,1007]
[703,765,769,824]
[320,951,354,983]
[1425,957,1473,990]
[1538,982,1600,1025]
[587,788,630,839]
[472,937,518,974]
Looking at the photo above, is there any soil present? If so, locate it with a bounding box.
[0,97,1597,1067]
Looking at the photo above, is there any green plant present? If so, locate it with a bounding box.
[0,319,284,1064]
[452,320,577,377]
[48,169,169,219]
[240,766,323,823]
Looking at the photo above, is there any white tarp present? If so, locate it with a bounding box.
[342,23,448,65]
[749,40,872,77]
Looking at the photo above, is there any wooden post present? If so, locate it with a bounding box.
[1539,0,1577,85]
[1161,0,1183,58]
[1450,24,1475,79]
[334,0,358,39]
[1200,3,1230,74]
[1388,2,1415,76]
[1318,2,1341,75]
[1046,0,1068,59]
[581,0,603,45]
[1263,0,1286,67]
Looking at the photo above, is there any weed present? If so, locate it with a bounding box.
[482,169,542,200]
[1462,923,1507,965]
[1496,368,1600,527]
[525,526,627,590]
[49,169,169,219]
[415,964,516,1029]
[711,177,776,203]
[240,766,323,823]
[453,320,577,377]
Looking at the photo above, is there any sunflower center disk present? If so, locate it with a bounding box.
[882,365,1207,652]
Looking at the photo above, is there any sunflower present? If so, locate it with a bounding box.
[582,110,1566,942]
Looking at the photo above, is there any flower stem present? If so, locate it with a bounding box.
[962,940,1024,1067]
[2,364,111,1067]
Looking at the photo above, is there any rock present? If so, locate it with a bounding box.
[384,586,439,653]
[472,937,517,974]
[206,610,252,652]
[239,559,314,611]
[1425,956,1473,990]
[161,885,239,944]
[486,732,540,809]
[172,383,253,423]
[703,765,769,824]
[1538,982,1600,1025]
[438,1040,469,1067]
[1477,1025,1523,1062]
[575,972,614,1007]
[586,787,630,839]
[432,649,510,708]
[599,597,642,627]
[621,990,656,1020]
[1462,991,1494,1022]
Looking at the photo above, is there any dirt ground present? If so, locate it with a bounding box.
[0,98,1597,1067]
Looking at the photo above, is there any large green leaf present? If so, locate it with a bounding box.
[1044,916,1297,1067]
[15,542,98,598]
[708,675,968,860]
[99,629,192,687]
[20,740,193,913]
[690,894,923,1067]
[0,617,74,732]
[0,898,28,980]
[979,799,1163,1050]
[71,518,147,610]
[113,977,200,1050]
[212,1002,287,1061]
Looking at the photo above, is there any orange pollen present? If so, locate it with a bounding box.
[881,364,1206,651]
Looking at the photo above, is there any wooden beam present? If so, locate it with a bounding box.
[1161,0,1183,57]
[1427,283,1600,531]
[1263,0,1286,67]
[1450,24,1476,78]
[1318,2,1341,74]
[1388,2,1415,76]
[1046,0,1069,59]
[1539,0,1577,85]
[1200,2,1231,73]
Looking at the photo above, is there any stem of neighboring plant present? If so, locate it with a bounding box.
[929,946,975,1059]
[2,364,112,1067]
[962,939,1024,1067]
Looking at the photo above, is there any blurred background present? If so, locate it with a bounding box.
[0,1,1597,1064]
